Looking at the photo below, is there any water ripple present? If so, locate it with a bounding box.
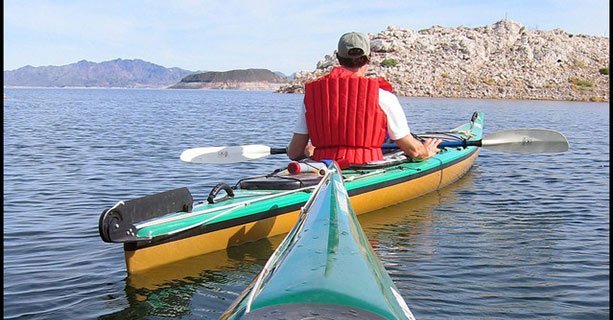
[4,89,609,320]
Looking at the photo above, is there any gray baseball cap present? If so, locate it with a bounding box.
[337,32,370,58]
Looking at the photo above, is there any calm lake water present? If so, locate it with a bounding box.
[3,88,609,319]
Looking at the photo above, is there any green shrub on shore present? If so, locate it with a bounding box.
[569,77,593,89]
[599,67,609,75]
[381,58,399,67]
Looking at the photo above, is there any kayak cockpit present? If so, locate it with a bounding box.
[236,152,409,191]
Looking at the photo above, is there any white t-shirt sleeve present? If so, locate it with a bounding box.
[293,102,308,134]
[378,89,411,140]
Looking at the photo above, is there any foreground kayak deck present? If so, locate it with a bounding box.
[99,112,484,274]
[221,161,415,320]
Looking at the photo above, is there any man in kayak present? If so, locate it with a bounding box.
[287,31,441,168]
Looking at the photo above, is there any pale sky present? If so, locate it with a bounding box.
[3,0,610,75]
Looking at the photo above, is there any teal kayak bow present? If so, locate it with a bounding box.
[221,160,416,320]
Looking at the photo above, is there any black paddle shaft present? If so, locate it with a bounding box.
[271,147,288,154]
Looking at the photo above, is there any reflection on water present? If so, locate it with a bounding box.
[360,167,478,262]
[100,236,284,319]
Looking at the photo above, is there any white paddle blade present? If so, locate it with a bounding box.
[180,144,272,164]
[482,129,569,153]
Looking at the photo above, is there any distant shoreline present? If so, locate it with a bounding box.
[4,86,609,104]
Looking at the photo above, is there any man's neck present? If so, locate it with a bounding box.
[341,64,368,76]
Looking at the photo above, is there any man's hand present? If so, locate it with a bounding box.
[304,143,315,158]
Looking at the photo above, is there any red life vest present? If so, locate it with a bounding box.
[304,67,393,168]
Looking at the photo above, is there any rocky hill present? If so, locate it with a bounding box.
[278,20,609,102]
[169,68,288,90]
[3,59,195,88]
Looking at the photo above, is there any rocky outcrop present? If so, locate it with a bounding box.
[169,68,288,90]
[278,20,609,102]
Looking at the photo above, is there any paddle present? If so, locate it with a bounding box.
[180,129,569,164]
[395,128,570,154]
[180,145,287,164]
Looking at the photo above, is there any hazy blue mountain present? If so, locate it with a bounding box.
[3,58,195,88]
